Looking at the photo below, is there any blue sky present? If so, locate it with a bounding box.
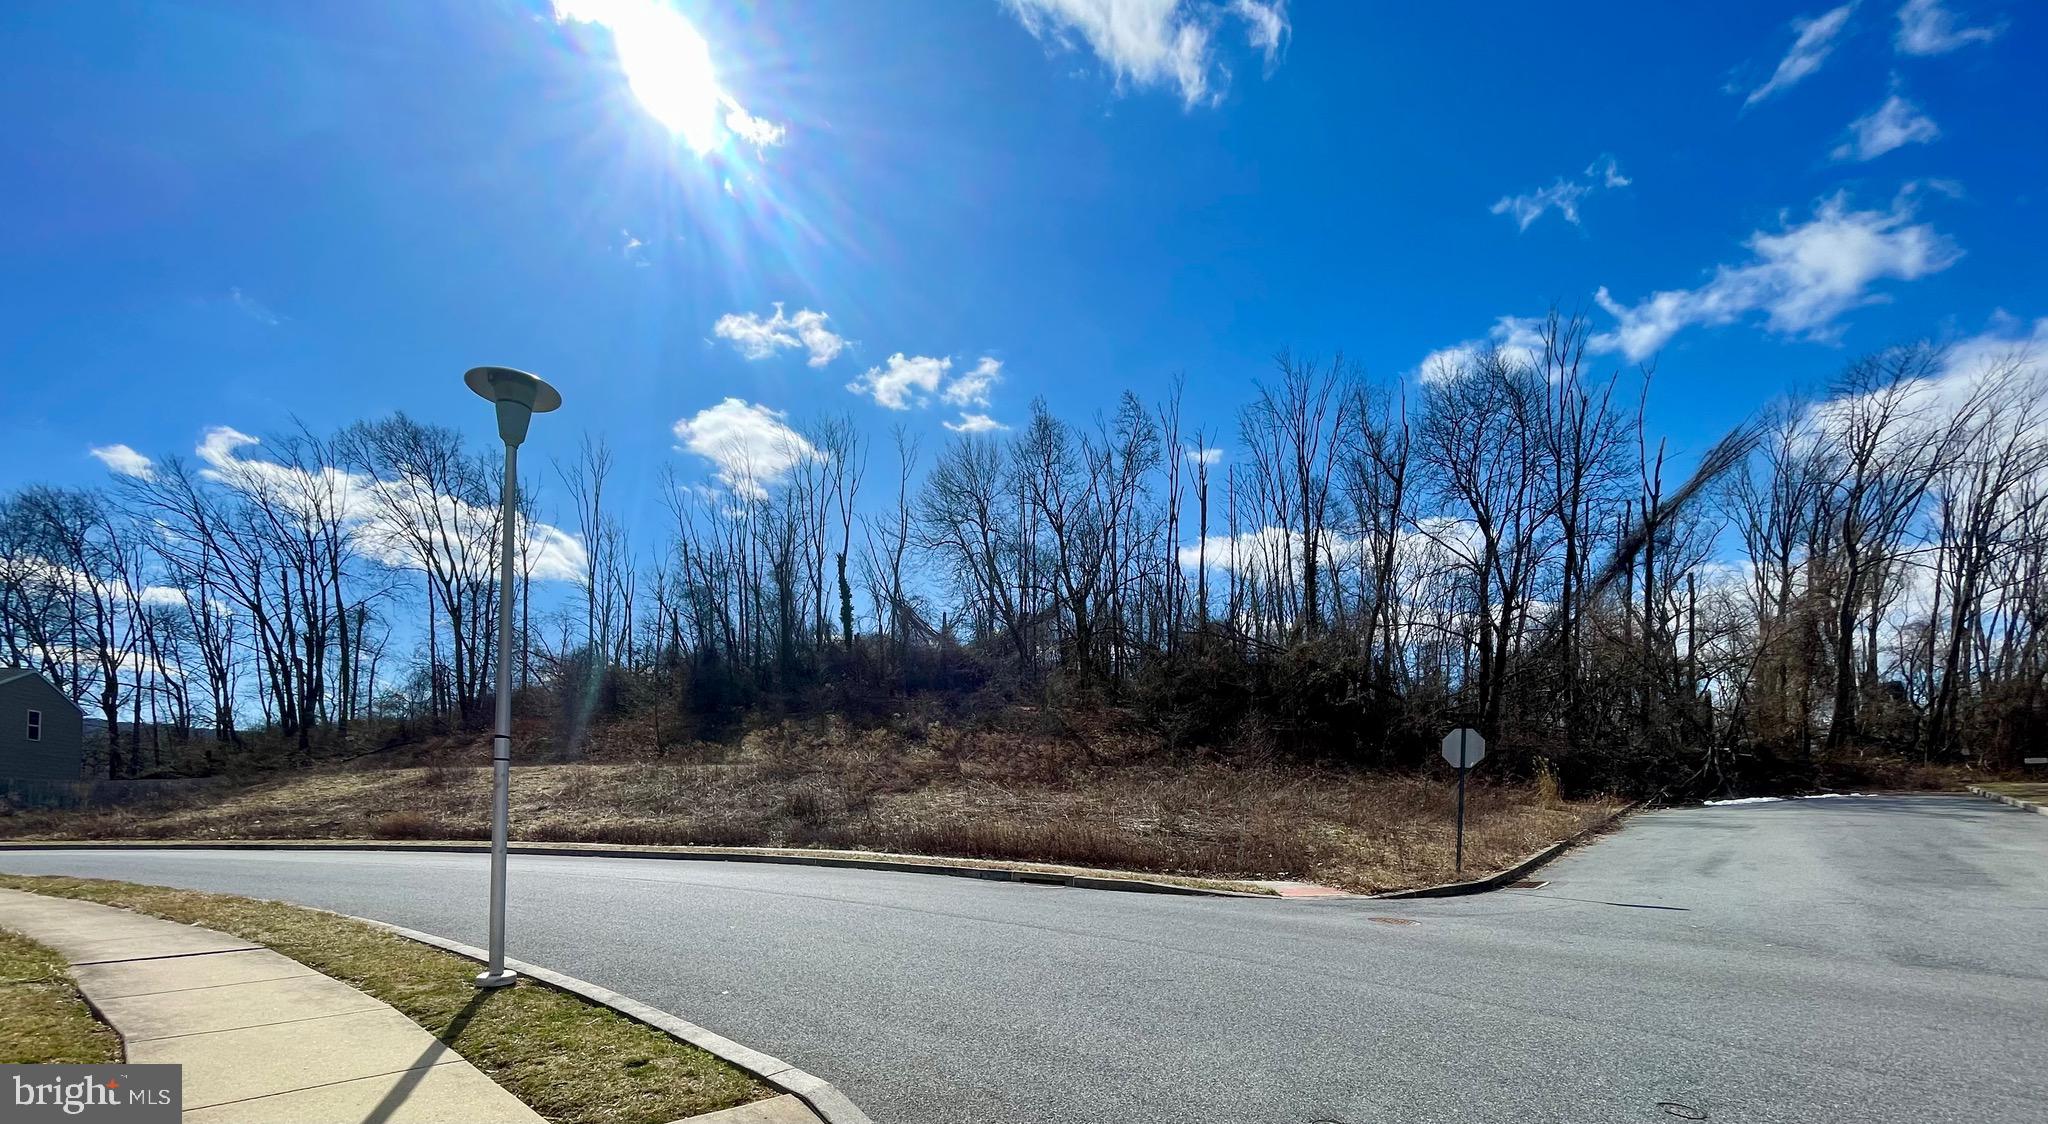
[3,0,2044,539]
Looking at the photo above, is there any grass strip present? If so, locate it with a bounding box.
[0,874,770,1124]
[0,924,122,1065]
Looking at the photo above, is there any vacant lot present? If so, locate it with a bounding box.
[0,719,1623,893]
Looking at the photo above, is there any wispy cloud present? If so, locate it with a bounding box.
[193,426,587,581]
[940,357,1002,409]
[228,286,281,326]
[848,353,950,410]
[1230,0,1289,71]
[724,106,787,149]
[944,413,1009,434]
[1590,189,1960,360]
[1491,179,1590,233]
[88,444,154,480]
[1744,4,1858,107]
[671,397,819,498]
[848,352,1009,429]
[1000,0,1292,108]
[713,303,847,367]
[1833,92,1939,161]
[1893,0,2003,54]
[618,228,651,266]
[1418,316,1548,381]
[1490,156,1630,232]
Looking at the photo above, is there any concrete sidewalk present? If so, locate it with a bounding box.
[0,887,541,1123]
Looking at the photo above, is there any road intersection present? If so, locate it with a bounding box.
[3,794,2040,1123]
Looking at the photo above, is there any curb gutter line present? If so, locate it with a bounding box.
[1966,785,2048,816]
[350,916,873,1124]
[1369,800,1644,900]
[0,839,1271,898]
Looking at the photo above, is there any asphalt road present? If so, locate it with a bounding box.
[3,794,2043,1124]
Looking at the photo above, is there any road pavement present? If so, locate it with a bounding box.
[3,793,2042,1123]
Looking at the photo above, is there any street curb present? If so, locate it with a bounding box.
[1967,785,2048,816]
[1369,800,1644,900]
[0,838,1272,898]
[348,916,869,1124]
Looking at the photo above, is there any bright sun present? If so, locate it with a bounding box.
[552,0,738,156]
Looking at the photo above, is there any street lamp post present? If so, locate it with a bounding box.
[464,366,561,990]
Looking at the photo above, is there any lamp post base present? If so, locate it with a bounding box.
[472,969,518,990]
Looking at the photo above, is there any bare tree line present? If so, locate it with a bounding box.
[2,318,2041,788]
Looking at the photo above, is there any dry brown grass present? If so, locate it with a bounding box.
[0,718,1624,893]
[0,925,121,1064]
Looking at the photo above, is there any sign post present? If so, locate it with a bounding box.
[1440,728,1486,873]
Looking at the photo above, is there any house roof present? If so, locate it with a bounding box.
[0,668,86,715]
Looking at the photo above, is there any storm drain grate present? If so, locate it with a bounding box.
[1366,916,1419,926]
[1506,879,1549,890]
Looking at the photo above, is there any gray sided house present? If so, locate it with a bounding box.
[0,668,85,780]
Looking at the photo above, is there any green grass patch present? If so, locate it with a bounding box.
[1979,782,2048,801]
[0,925,122,1065]
[0,875,770,1124]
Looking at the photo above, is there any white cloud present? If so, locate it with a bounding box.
[1186,446,1224,466]
[1745,4,1858,107]
[941,356,1003,409]
[724,106,787,148]
[228,286,280,326]
[1833,93,1939,161]
[89,444,154,480]
[1491,179,1591,232]
[1803,315,2048,467]
[619,228,651,266]
[944,413,1009,434]
[1418,315,1548,381]
[1937,314,2048,392]
[1590,191,1960,361]
[848,353,950,410]
[1894,0,2003,54]
[671,397,819,498]
[550,0,787,155]
[0,556,188,616]
[1491,156,1629,232]
[1230,0,1288,70]
[197,426,264,475]
[1000,0,1291,107]
[712,303,846,367]
[1178,525,1355,572]
[194,426,587,582]
[1589,155,1631,189]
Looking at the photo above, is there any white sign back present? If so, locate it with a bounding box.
[1440,728,1486,769]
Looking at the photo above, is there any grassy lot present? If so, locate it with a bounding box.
[1978,782,2048,801]
[0,875,770,1124]
[0,924,122,1065]
[0,718,1627,893]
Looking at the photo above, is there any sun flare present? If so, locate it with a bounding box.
[551,0,776,156]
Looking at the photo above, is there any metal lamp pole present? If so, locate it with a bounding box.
[464,366,561,990]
